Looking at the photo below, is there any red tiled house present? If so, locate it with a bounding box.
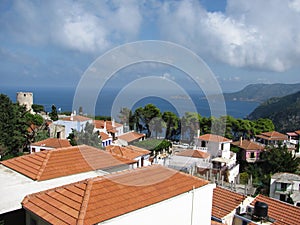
[94,119,124,139]
[30,138,71,153]
[231,138,265,163]
[22,165,215,225]
[116,131,146,146]
[0,145,136,225]
[105,145,151,167]
[255,131,288,146]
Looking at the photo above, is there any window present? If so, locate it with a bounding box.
[56,131,61,138]
[201,141,206,147]
[221,143,224,150]
[32,148,36,153]
[280,194,286,201]
[281,183,287,191]
[250,152,255,158]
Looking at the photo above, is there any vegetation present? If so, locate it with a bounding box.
[49,104,58,121]
[224,83,300,102]
[67,122,102,149]
[241,144,300,195]
[133,139,172,154]
[32,104,45,113]
[248,91,300,132]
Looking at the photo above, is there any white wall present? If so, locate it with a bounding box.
[30,146,53,154]
[98,183,215,225]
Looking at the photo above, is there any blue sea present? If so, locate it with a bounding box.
[1,86,259,119]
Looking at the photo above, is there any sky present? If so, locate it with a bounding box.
[1,0,300,93]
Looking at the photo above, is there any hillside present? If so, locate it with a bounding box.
[224,83,300,102]
[248,91,300,132]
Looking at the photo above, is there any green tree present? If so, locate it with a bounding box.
[149,117,166,139]
[162,111,179,140]
[118,107,134,129]
[67,122,102,149]
[49,104,58,121]
[181,112,200,143]
[32,104,45,113]
[0,94,28,156]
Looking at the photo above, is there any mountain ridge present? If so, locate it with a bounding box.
[223,83,300,103]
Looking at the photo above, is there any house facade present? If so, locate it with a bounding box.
[269,172,300,206]
[231,138,265,163]
[255,131,288,146]
[52,114,93,138]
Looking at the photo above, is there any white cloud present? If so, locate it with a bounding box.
[158,0,300,72]
[0,0,142,53]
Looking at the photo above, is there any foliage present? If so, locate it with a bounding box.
[162,111,179,140]
[239,172,249,185]
[133,139,172,154]
[67,122,102,149]
[118,107,134,130]
[32,104,45,113]
[49,104,58,121]
[0,94,28,156]
[94,115,111,121]
[34,130,50,142]
[180,112,200,143]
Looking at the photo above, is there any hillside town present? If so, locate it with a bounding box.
[0,92,300,225]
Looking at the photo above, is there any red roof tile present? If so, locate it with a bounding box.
[62,115,92,122]
[22,165,209,225]
[1,145,136,181]
[231,140,265,151]
[295,130,300,135]
[252,194,300,225]
[118,131,145,143]
[212,186,246,219]
[99,132,111,141]
[198,134,232,143]
[255,131,288,141]
[31,138,71,149]
[105,145,150,160]
[176,149,210,158]
[94,120,122,130]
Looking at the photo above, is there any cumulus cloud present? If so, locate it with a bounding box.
[158,0,300,72]
[0,0,142,53]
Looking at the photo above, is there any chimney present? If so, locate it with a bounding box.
[70,112,73,121]
[197,129,200,137]
[112,118,115,127]
[240,136,243,146]
[104,121,106,130]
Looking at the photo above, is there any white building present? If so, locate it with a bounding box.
[52,114,93,138]
[269,172,300,206]
[22,165,215,225]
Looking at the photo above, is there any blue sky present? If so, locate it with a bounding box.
[1,0,300,93]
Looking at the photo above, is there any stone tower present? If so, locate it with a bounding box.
[16,92,33,113]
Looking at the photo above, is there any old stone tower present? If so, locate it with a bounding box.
[16,92,33,112]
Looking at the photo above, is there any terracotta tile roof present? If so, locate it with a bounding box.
[99,132,111,141]
[31,138,71,149]
[211,221,226,225]
[212,186,246,219]
[22,165,209,225]
[198,134,232,143]
[252,194,300,225]
[1,145,136,181]
[105,145,150,160]
[176,149,210,158]
[231,140,265,151]
[255,131,288,141]
[295,130,300,135]
[62,115,92,122]
[118,131,145,143]
[94,120,122,130]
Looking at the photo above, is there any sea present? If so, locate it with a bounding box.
[1,86,259,119]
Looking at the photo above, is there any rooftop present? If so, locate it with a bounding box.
[118,131,145,143]
[22,165,209,225]
[212,186,246,219]
[31,138,71,149]
[231,139,265,151]
[251,194,300,225]
[255,131,288,141]
[198,134,232,143]
[271,172,300,182]
[105,145,150,160]
[1,145,135,181]
[61,115,92,122]
[176,149,210,158]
